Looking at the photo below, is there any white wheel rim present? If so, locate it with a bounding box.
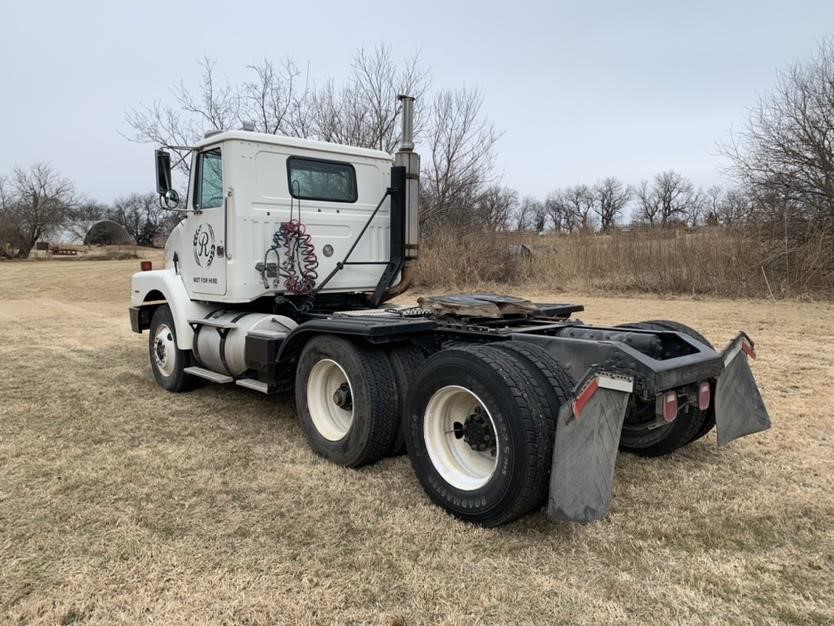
[152,323,176,377]
[423,385,499,491]
[307,358,354,441]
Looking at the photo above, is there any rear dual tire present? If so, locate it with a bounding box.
[386,344,427,456]
[405,343,571,527]
[295,335,399,468]
[617,320,716,456]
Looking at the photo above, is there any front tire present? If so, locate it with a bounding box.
[148,305,196,392]
[295,336,398,468]
[405,346,552,527]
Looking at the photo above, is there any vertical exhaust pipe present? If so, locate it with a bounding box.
[381,95,420,302]
[399,95,415,151]
[394,95,420,263]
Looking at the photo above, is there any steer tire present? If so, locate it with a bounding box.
[616,320,713,456]
[386,344,427,457]
[296,335,398,468]
[404,345,552,527]
[148,305,197,392]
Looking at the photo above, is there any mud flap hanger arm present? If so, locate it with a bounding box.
[714,331,771,446]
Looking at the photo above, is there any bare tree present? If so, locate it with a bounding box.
[240,58,312,137]
[685,190,706,227]
[531,199,547,232]
[473,185,518,231]
[110,193,167,246]
[126,46,428,180]
[633,180,660,226]
[512,197,545,232]
[547,185,596,232]
[1,164,78,257]
[634,171,700,227]
[514,196,531,231]
[592,177,630,232]
[125,47,507,234]
[722,188,754,226]
[544,190,570,232]
[420,87,500,229]
[65,200,109,243]
[126,56,242,179]
[722,38,834,224]
[312,45,428,152]
[0,175,14,256]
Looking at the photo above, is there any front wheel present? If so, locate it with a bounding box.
[148,304,196,392]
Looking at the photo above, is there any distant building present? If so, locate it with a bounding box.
[84,220,134,245]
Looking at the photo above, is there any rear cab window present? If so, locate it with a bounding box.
[287,156,357,203]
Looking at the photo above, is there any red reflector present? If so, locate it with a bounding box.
[663,391,678,422]
[572,378,599,419]
[741,339,756,360]
[140,261,153,271]
[698,381,711,411]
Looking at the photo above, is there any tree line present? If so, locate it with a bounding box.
[481,173,761,234]
[2,39,832,266]
[122,38,834,245]
[0,169,170,258]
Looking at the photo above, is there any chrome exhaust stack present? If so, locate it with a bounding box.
[394,95,420,262]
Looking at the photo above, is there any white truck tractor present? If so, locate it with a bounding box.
[130,96,771,526]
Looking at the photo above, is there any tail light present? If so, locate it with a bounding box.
[698,381,711,411]
[663,391,678,422]
[572,378,600,419]
[140,261,153,271]
[741,338,757,360]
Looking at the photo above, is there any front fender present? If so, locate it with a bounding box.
[131,268,213,349]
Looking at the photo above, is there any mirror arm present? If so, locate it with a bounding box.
[167,149,194,171]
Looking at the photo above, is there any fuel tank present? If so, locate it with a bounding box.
[193,311,296,377]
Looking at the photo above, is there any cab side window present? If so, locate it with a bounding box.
[196,148,223,209]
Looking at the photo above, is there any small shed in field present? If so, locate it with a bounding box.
[84,221,133,245]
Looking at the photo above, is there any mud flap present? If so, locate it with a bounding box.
[714,332,771,446]
[547,373,633,524]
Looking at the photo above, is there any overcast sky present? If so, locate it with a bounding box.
[2,1,833,203]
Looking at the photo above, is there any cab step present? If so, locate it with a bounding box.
[235,378,272,393]
[183,366,234,383]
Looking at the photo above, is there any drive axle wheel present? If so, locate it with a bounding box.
[423,386,499,490]
[148,304,196,392]
[405,346,552,527]
[386,344,427,457]
[616,320,715,456]
[307,359,354,441]
[296,336,398,468]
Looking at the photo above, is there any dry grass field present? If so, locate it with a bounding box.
[1,254,833,625]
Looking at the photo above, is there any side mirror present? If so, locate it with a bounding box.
[155,149,172,194]
[155,149,180,209]
[161,189,180,209]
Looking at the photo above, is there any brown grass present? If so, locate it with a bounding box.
[1,254,833,624]
[415,229,834,299]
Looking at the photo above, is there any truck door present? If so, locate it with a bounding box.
[189,147,227,296]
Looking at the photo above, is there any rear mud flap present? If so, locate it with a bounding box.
[547,373,633,524]
[714,332,771,446]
